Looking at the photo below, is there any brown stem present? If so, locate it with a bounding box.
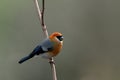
[33,0,48,38]
[49,58,57,80]
[41,0,45,26]
[33,0,57,80]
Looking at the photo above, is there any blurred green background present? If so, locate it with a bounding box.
[0,0,120,80]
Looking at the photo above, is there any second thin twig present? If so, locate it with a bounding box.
[33,0,48,38]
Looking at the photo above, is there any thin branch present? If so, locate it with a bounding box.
[33,0,48,38]
[41,0,45,26]
[33,0,57,80]
[49,58,57,80]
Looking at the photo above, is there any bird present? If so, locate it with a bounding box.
[18,32,63,64]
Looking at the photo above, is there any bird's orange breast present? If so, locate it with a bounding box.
[49,42,63,57]
[48,32,63,57]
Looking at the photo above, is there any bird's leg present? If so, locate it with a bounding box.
[49,57,55,64]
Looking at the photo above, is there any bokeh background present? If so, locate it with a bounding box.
[0,0,120,80]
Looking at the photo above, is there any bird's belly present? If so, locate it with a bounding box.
[41,53,52,59]
[49,44,62,57]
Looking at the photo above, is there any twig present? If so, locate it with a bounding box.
[41,0,45,26]
[49,58,57,80]
[33,0,48,38]
[33,0,57,80]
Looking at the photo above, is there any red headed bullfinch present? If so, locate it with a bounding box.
[18,32,63,64]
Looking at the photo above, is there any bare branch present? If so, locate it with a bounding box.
[49,58,57,80]
[41,0,45,26]
[33,0,57,80]
[33,0,48,38]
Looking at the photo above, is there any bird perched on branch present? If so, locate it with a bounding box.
[18,32,63,64]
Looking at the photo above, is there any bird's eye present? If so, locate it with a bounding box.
[56,36,63,41]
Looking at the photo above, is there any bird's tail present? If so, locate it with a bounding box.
[18,52,35,64]
[18,56,31,64]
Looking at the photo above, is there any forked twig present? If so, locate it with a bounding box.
[33,0,57,80]
[33,0,48,38]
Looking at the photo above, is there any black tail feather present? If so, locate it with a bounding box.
[18,52,36,64]
[18,56,31,64]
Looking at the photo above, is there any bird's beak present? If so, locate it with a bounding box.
[60,36,64,41]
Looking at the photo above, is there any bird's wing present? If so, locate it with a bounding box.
[31,45,45,54]
[40,38,54,52]
[31,38,54,55]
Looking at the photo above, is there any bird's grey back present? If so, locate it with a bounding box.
[40,38,54,51]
